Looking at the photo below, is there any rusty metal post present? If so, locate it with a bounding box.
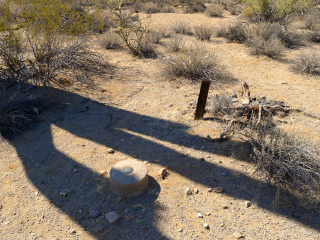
[194,80,210,120]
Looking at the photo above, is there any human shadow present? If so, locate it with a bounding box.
[6,85,320,239]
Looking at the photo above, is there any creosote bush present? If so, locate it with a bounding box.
[216,22,248,43]
[98,31,122,49]
[292,50,320,75]
[166,43,229,81]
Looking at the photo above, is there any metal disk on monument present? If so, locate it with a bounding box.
[110,159,148,197]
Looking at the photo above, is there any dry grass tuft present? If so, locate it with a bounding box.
[171,20,193,35]
[194,24,213,41]
[205,4,224,17]
[292,50,320,75]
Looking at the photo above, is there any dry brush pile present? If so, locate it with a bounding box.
[207,83,320,208]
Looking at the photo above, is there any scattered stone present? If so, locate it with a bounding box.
[125,213,135,220]
[105,211,121,224]
[194,188,199,194]
[89,210,100,218]
[69,229,76,234]
[185,188,193,196]
[59,189,70,196]
[200,158,205,162]
[207,188,213,192]
[197,213,203,218]
[108,148,115,154]
[222,205,228,209]
[245,201,251,208]
[233,232,244,239]
[143,161,148,165]
[203,223,209,229]
[159,168,168,180]
[178,228,183,232]
[220,223,225,227]
[153,159,161,163]
[219,160,222,163]
[213,187,224,193]
[35,191,39,196]
[206,212,211,216]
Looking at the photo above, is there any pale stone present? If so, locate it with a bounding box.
[105,211,121,224]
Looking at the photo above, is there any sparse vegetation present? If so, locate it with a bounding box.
[166,36,186,52]
[205,4,224,17]
[98,31,123,49]
[292,50,320,75]
[216,22,248,43]
[194,24,213,41]
[171,20,193,35]
[166,43,229,81]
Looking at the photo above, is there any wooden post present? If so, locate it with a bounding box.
[194,80,210,120]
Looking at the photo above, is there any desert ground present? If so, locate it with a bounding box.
[1,4,320,240]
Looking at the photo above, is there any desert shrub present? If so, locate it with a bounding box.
[0,79,43,138]
[98,31,122,49]
[184,0,207,13]
[309,31,320,43]
[166,36,186,52]
[194,24,213,41]
[158,26,172,38]
[161,4,175,13]
[304,13,319,30]
[171,20,192,35]
[144,2,161,13]
[292,50,320,75]
[248,128,320,207]
[208,93,234,116]
[227,3,243,15]
[243,0,316,23]
[216,22,248,42]
[166,43,228,81]
[109,2,156,57]
[206,4,224,17]
[146,29,163,44]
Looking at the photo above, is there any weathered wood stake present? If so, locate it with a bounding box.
[194,80,211,120]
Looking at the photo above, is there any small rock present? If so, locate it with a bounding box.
[143,161,148,165]
[35,191,39,196]
[213,187,224,193]
[203,223,209,229]
[159,168,168,180]
[108,148,115,154]
[245,201,251,208]
[206,212,211,216]
[220,223,225,227]
[185,188,193,196]
[207,188,213,192]
[219,160,222,163]
[153,159,161,163]
[194,188,199,194]
[233,232,244,239]
[105,211,121,224]
[222,205,228,209]
[69,229,76,234]
[199,158,205,162]
[59,189,70,196]
[197,213,203,218]
[178,228,183,232]
[88,210,100,218]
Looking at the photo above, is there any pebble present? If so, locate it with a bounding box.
[203,223,209,229]
[233,232,244,239]
[199,158,205,162]
[222,205,228,209]
[245,201,251,208]
[207,188,213,192]
[178,228,183,232]
[194,188,199,194]
[213,187,224,193]
[206,212,211,216]
[88,210,100,218]
[69,229,76,234]
[105,211,121,224]
[59,189,70,196]
[108,148,115,154]
[197,213,203,218]
[159,168,168,179]
[185,188,193,196]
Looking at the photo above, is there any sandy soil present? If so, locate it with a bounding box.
[1,8,320,240]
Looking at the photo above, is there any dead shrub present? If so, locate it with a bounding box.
[144,2,161,13]
[292,50,320,75]
[205,4,224,17]
[171,20,192,35]
[98,31,122,49]
[304,13,319,30]
[248,128,320,208]
[216,22,248,43]
[166,36,186,52]
[309,31,320,43]
[166,43,229,81]
[246,34,284,58]
[161,4,175,13]
[194,24,213,41]
[147,29,163,44]
[208,93,234,116]
[184,0,206,13]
